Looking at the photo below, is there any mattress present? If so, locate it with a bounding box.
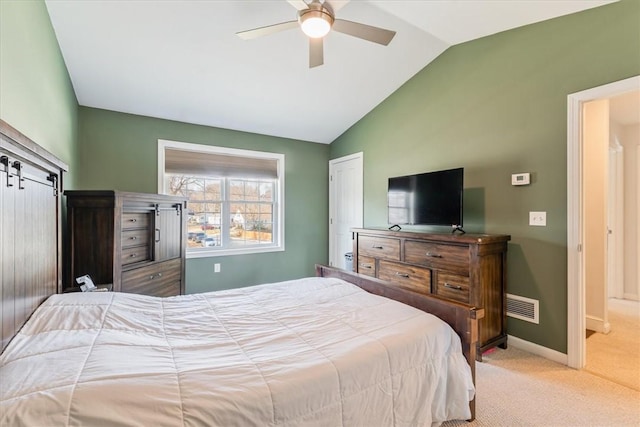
[1,276,474,426]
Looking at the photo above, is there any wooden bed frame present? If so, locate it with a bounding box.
[316,264,483,420]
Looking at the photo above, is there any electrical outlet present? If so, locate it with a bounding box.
[529,211,547,226]
[214,263,221,273]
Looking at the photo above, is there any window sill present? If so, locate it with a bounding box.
[186,245,285,259]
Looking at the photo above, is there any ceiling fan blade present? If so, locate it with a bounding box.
[309,37,324,68]
[332,19,396,46]
[236,20,298,40]
[287,0,309,11]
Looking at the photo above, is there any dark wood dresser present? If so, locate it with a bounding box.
[352,228,510,359]
[64,191,187,296]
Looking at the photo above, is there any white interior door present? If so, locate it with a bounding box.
[329,153,363,269]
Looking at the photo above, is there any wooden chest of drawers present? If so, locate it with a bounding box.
[352,228,510,360]
[64,191,187,297]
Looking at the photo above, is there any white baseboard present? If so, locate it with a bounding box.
[586,315,611,334]
[507,335,568,365]
[623,293,639,301]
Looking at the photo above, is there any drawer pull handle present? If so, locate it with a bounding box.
[360,264,373,269]
[395,272,410,278]
[444,283,463,290]
[130,236,137,240]
[372,245,383,249]
[425,252,442,258]
[129,254,137,258]
[149,273,163,280]
[130,218,137,223]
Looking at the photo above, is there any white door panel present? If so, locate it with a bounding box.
[329,153,363,268]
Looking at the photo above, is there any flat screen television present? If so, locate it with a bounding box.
[388,167,463,230]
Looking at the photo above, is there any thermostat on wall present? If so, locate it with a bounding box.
[512,173,530,186]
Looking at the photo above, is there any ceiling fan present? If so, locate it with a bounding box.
[236,0,396,68]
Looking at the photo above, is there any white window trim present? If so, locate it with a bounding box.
[158,139,285,258]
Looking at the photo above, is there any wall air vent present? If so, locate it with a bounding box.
[506,294,539,324]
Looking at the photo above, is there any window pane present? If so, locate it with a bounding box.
[186,202,205,248]
[244,181,259,201]
[204,179,222,200]
[187,178,205,201]
[259,182,273,202]
[229,180,244,201]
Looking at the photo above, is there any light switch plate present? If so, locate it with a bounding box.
[529,211,546,226]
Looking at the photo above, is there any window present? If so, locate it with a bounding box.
[158,140,284,258]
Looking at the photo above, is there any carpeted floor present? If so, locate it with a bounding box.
[585,298,640,391]
[441,346,640,427]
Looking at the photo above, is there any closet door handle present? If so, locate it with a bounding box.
[155,228,161,242]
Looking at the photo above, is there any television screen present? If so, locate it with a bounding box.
[388,167,463,227]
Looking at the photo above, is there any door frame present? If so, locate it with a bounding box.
[328,152,363,268]
[566,75,639,369]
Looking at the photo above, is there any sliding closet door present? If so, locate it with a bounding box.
[0,155,59,351]
[0,120,66,352]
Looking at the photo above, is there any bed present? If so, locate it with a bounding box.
[1,121,482,426]
[0,265,482,426]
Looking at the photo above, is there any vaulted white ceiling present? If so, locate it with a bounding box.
[45,0,616,144]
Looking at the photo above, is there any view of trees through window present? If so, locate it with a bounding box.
[167,175,274,249]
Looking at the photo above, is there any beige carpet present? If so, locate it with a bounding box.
[585,298,640,391]
[442,346,640,427]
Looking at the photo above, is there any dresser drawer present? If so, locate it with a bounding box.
[404,240,469,274]
[357,256,376,277]
[122,229,149,249]
[121,245,151,265]
[122,212,150,230]
[121,258,182,296]
[436,272,470,303]
[378,260,431,295]
[358,235,400,261]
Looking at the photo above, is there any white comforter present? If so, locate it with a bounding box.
[1,277,474,427]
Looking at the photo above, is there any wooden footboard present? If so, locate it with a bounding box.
[315,264,483,421]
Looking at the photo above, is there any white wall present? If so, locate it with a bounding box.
[620,123,639,300]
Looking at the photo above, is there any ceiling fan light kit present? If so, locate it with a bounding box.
[236,0,396,68]
[299,7,334,38]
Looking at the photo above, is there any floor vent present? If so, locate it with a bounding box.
[506,294,539,324]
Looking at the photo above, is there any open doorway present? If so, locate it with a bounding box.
[567,77,640,385]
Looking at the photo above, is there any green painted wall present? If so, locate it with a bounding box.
[330,0,640,353]
[0,0,78,185]
[78,107,330,293]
